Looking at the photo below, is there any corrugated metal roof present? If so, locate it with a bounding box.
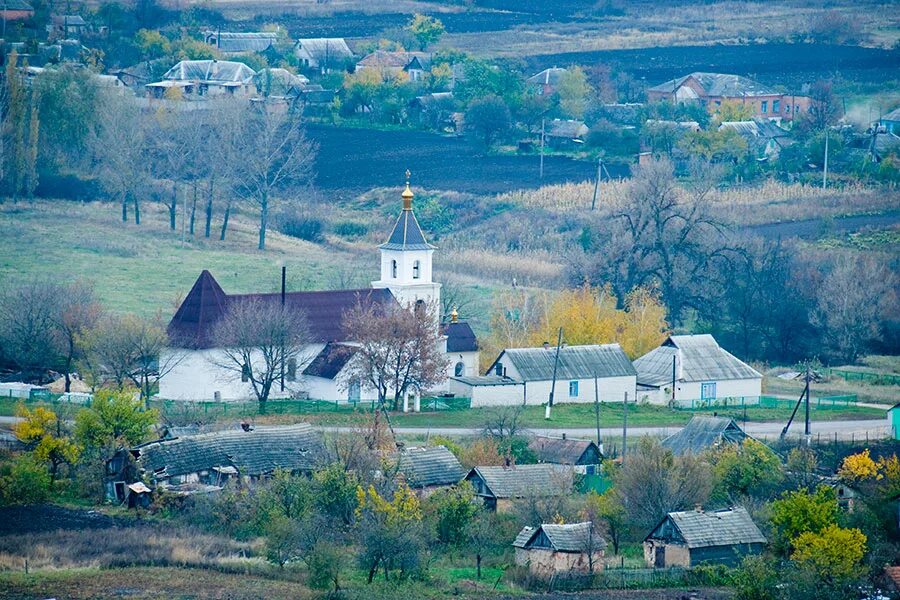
[880,107,900,122]
[499,344,636,381]
[634,334,760,386]
[135,424,326,479]
[535,522,607,552]
[451,375,521,387]
[648,72,778,97]
[466,464,574,499]
[209,32,278,53]
[398,445,465,488]
[660,416,749,455]
[648,507,766,548]
[295,38,353,62]
[163,60,256,84]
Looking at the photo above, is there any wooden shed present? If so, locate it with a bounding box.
[513,522,606,576]
[643,507,766,568]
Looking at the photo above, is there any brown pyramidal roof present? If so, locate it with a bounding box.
[168,271,397,349]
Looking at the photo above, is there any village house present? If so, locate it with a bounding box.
[255,67,309,97]
[203,30,279,55]
[294,38,353,72]
[889,403,900,440]
[880,107,900,135]
[49,14,87,40]
[105,423,326,503]
[159,178,478,402]
[447,375,525,407]
[545,119,589,149]
[355,50,431,82]
[643,506,766,568]
[487,344,637,406]
[397,445,465,496]
[464,464,575,512]
[513,522,606,576]
[661,415,750,456]
[528,434,603,474]
[633,334,762,405]
[646,72,810,123]
[526,67,568,96]
[145,59,257,98]
[0,0,34,23]
[718,118,794,159]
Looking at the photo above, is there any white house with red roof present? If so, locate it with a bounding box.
[158,177,478,403]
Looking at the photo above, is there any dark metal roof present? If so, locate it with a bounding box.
[495,344,636,381]
[528,436,602,465]
[522,522,607,552]
[646,507,766,548]
[465,464,574,499]
[380,208,434,251]
[442,321,478,352]
[167,271,397,349]
[134,424,326,479]
[302,343,357,379]
[398,445,465,488]
[634,334,761,387]
[660,416,749,456]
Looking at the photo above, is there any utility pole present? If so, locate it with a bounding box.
[822,131,829,190]
[181,187,186,247]
[545,327,563,420]
[621,392,628,463]
[671,354,676,404]
[591,157,602,210]
[594,375,602,451]
[539,118,545,179]
[804,365,811,445]
[280,265,286,392]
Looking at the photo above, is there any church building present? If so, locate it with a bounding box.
[158,176,479,403]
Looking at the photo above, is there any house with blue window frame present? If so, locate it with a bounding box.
[633,334,761,405]
[486,344,636,406]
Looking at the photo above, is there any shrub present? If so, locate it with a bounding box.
[0,455,52,505]
[280,215,325,242]
[333,221,369,238]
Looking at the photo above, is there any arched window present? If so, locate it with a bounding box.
[413,260,420,279]
[454,361,464,377]
[414,299,425,316]
[287,358,297,381]
[391,260,397,278]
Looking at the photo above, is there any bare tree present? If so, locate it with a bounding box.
[233,105,317,250]
[211,298,312,403]
[341,301,449,411]
[481,405,525,438]
[53,282,102,392]
[613,437,712,531]
[513,468,578,526]
[0,281,62,380]
[93,91,151,224]
[80,313,182,404]
[466,509,500,579]
[149,107,199,231]
[439,276,477,323]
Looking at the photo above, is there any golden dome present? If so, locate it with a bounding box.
[402,169,413,210]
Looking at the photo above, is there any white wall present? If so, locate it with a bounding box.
[636,377,763,405]
[446,350,480,379]
[521,376,637,406]
[449,379,525,407]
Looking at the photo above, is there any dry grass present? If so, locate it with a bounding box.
[0,526,259,572]
[441,247,565,288]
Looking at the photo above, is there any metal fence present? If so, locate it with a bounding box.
[671,394,857,411]
[825,368,900,386]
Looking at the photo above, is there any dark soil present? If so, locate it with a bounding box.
[308,124,628,196]
[746,210,900,240]
[501,589,733,599]
[0,504,133,535]
[523,43,900,89]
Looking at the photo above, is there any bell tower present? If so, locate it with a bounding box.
[372,171,441,313]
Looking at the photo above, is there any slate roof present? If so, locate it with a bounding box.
[380,206,434,251]
[303,343,357,379]
[528,436,602,465]
[547,119,588,139]
[398,445,465,488]
[881,107,900,122]
[163,60,256,84]
[167,270,397,349]
[207,32,278,53]
[465,464,574,499]
[527,67,567,87]
[357,51,431,71]
[442,321,478,352]
[646,507,766,548]
[52,14,86,26]
[134,424,326,479]
[513,526,535,548]
[255,67,309,95]
[719,119,790,140]
[525,522,607,552]
[633,334,761,387]
[2,0,34,11]
[648,72,778,98]
[295,38,354,62]
[661,416,749,455]
[492,344,636,382]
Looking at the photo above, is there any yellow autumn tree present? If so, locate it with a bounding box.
[481,288,541,370]
[791,524,867,581]
[619,287,670,358]
[838,449,881,482]
[13,404,80,481]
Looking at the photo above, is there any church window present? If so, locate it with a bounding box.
[413,260,420,279]
[454,361,464,377]
[287,358,297,381]
[391,260,397,278]
[241,364,250,382]
[414,299,425,316]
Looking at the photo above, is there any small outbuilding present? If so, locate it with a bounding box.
[643,507,766,568]
[465,464,574,512]
[448,375,524,407]
[888,403,900,440]
[660,416,749,456]
[397,445,465,495]
[514,522,606,576]
[633,334,762,405]
[528,435,602,474]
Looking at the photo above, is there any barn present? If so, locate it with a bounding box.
[643,507,766,568]
[464,464,574,512]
